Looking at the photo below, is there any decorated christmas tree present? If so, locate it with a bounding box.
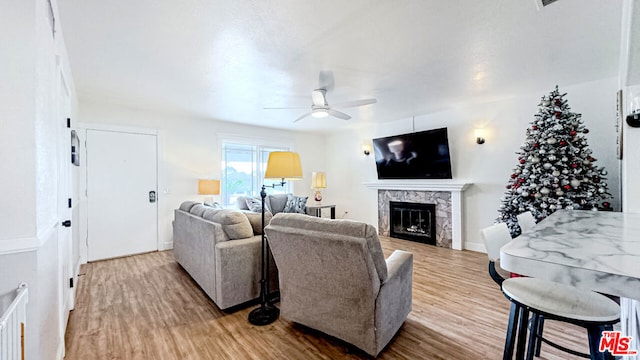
[497,86,612,237]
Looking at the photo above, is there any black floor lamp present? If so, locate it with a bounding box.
[248,151,303,326]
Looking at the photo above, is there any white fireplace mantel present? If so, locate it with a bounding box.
[365,180,472,251]
[363,180,471,192]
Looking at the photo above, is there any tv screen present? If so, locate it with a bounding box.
[372,128,453,179]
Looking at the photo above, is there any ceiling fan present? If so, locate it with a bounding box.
[265,72,377,122]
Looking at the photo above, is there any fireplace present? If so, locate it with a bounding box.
[389,201,436,245]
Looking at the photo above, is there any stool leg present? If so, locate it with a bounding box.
[504,302,521,360]
[534,316,544,356]
[525,313,540,360]
[516,307,530,360]
[587,325,612,360]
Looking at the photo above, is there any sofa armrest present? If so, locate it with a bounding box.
[374,250,413,355]
[214,235,278,309]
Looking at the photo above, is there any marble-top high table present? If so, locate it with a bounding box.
[500,209,640,357]
[500,210,640,299]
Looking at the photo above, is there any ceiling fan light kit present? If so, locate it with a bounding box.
[311,108,329,118]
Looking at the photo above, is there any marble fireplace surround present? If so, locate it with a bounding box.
[365,181,471,250]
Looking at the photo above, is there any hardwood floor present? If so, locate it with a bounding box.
[65,237,592,359]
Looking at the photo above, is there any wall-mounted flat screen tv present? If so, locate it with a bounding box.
[372,127,453,179]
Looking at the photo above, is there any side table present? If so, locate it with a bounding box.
[307,204,336,219]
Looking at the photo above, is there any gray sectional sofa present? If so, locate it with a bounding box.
[173,201,276,310]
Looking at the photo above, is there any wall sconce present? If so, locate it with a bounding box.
[362,144,372,155]
[475,129,486,145]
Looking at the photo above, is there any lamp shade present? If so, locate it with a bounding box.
[198,179,220,195]
[264,151,303,180]
[311,172,327,189]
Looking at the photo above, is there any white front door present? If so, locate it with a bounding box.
[86,129,158,261]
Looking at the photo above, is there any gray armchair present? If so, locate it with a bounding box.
[264,213,413,357]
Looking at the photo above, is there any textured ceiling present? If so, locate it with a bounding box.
[57,0,623,132]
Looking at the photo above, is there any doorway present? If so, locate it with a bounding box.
[86,128,158,261]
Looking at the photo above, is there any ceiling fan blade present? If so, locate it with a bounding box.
[263,106,309,110]
[293,112,312,123]
[311,89,327,107]
[328,109,351,120]
[333,98,377,109]
[318,70,335,91]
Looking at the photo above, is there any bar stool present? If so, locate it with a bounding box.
[516,211,537,233]
[481,222,620,360]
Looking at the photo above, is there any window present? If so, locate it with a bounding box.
[221,142,291,207]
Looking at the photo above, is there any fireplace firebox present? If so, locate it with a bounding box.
[389,201,436,245]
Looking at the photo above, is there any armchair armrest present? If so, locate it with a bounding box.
[385,250,413,283]
[374,250,413,354]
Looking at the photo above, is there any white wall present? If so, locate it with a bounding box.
[0,0,37,242]
[0,0,79,359]
[326,77,621,251]
[77,99,326,254]
[622,84,640,211]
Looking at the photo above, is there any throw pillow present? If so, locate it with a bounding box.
[283,194,308,214]
[242,210,273,235]
[204,202,224,209]
[245,197,269,213]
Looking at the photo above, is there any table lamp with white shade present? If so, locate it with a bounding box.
[198,179,220,206]
[311,171,327,204]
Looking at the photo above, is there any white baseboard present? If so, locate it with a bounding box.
[57,338,65,360]
[162,241,173,251]
[463,241,486,253]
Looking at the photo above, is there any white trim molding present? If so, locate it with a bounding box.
[0,220,59,255]
[365,181,472,251]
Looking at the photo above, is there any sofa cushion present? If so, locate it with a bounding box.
[202,209,254,240]
[189,204,208,217]
[283,194,308,214]
[245,197,268,212]
[179,200,200,212]
[242,210,273,235]
[268,194,289,214]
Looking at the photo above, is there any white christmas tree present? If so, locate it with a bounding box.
[497,86,612,237]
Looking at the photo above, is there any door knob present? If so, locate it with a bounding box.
[62,220,71,227]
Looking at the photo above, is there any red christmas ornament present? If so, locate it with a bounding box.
[564,185,571,190]
[603,202,610,208]
[533,143,539,148]
[510,173,516,179]
[518,178,525,183]
[532,125,538,130]
[555,100,562,106]
[572,163,578,168]
[570,130,577,136]
[555,112,561,117]
[560,141,567,146]
[590,157,596,161]
[506,184,512,189]
[520,159,526,164]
